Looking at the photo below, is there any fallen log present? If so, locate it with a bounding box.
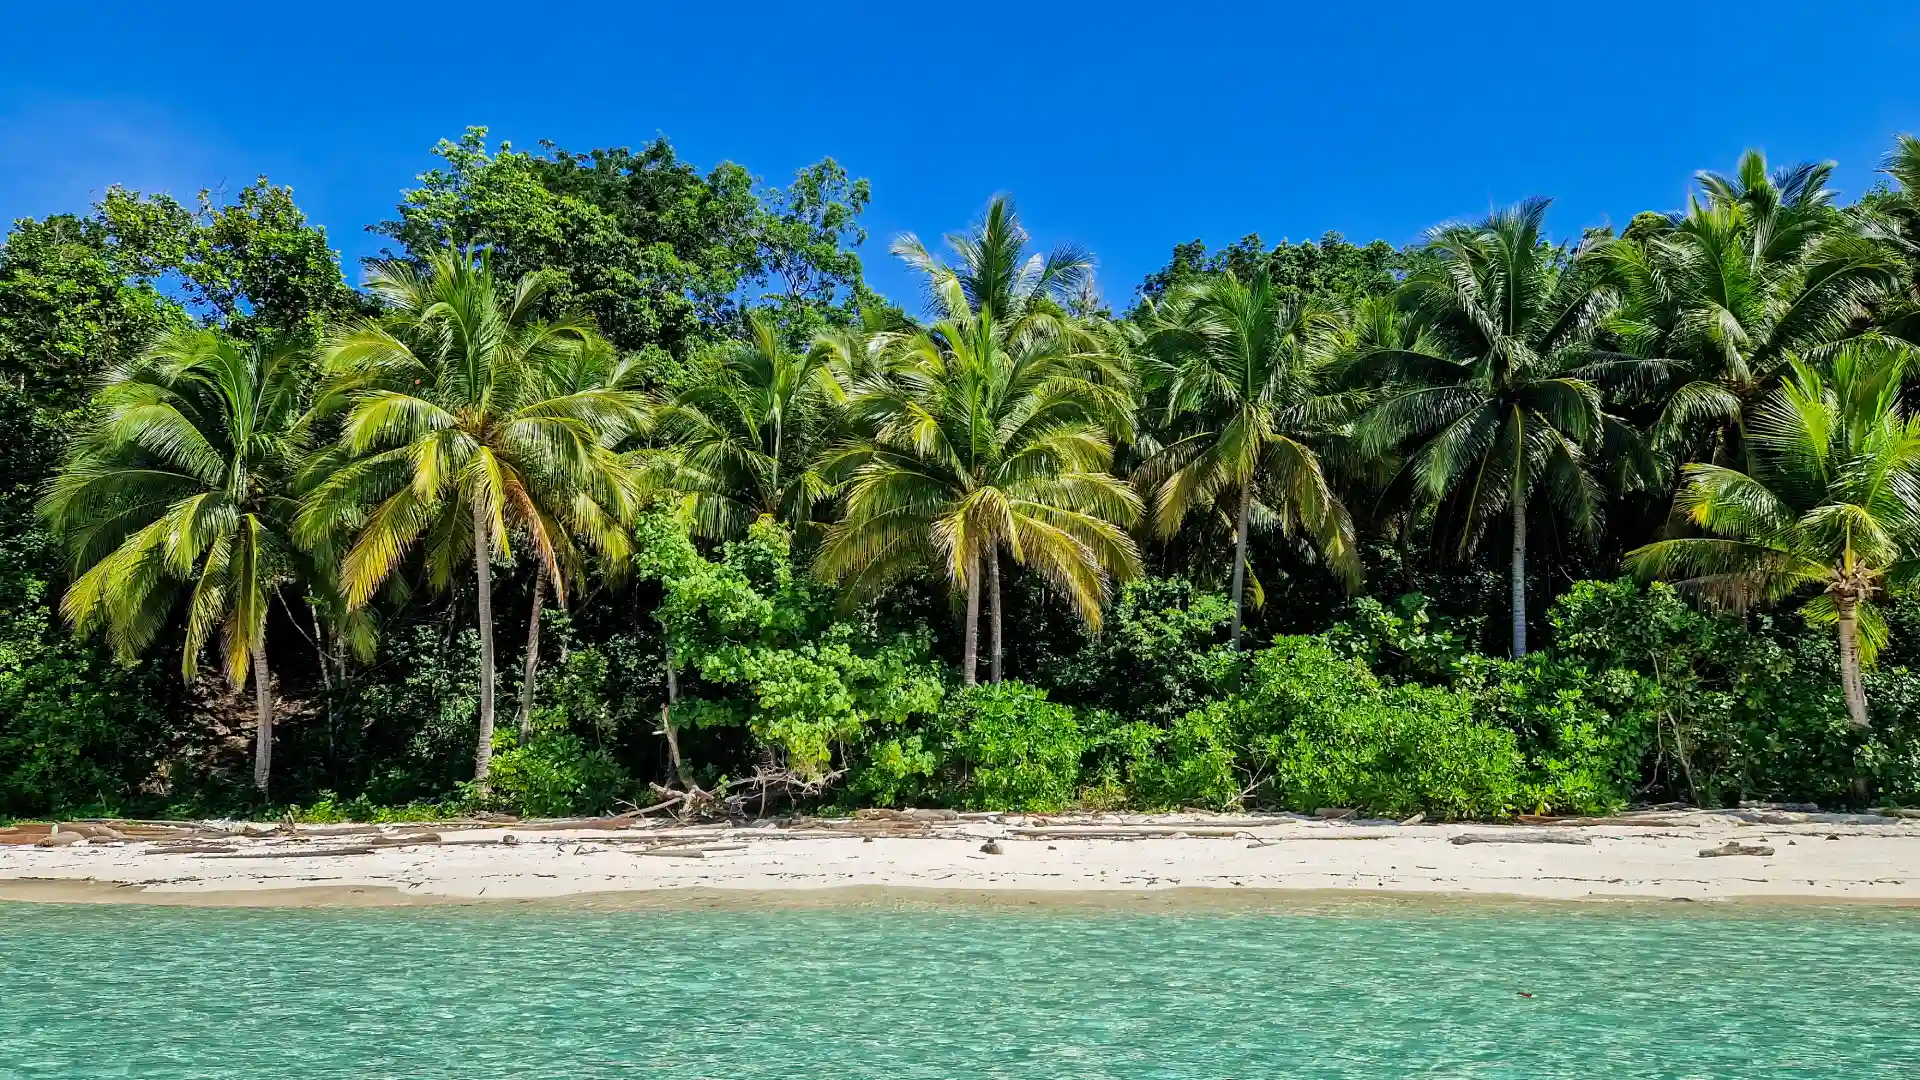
[1009,825,1253,839]
[369,833,442,848]
[1520,815,1703,827]
[151,843,239,855]
[510,811,643,832]
[1449,832,1593,846]
[199,845,377,859]
[630,843,751,860]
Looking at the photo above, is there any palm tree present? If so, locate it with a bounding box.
[1360,198,1612,657]
[1628,340,1920,728]
[516,335,646,737]
[890,194,1091,346]
[1592,153,1897,470]
[817,312,1141,685]
[1137,270,1362,647]
[860,196,1130,679]
[43,328,303,793]
[635,310,843,540]
[301,248,641,787]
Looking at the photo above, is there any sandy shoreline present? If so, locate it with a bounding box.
[6,810,1920,908]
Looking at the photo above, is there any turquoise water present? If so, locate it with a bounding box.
[3,899,1917,1078]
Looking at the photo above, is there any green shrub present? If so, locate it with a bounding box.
[940,681,1083,811]
[1124,706,1241,810]
[486,730,630,818]
[1264,682,1524,819]
[1043,577,1241,728]
[846,734,940,807]
[1121,636,1529,818]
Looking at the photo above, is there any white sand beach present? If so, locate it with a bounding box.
[4,809,1919,907]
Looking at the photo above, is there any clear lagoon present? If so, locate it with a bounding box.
[3,898,1916,1078]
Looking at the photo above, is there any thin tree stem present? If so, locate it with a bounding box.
[962,550,981,686]
[988,548,1003,683]
[251,628,273,795]
[1838,598,1870,729]
[472,500,497,789]
[662,647,686,783]
[1511,497,1528,659]
[1229,481,1252,649]
[517,564,547,741]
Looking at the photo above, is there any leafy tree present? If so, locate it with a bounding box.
[303,248,642,787]
[1629,340,1920,729]
[1138,269,1362,647]
[750,159,875,337]
[100,179,362,344]
[0,214,188,414]
[633,511,944,784]
[1360,198,1613,658]
[42,328,305,792]
[1134,231,1403,311]
[375,128,874,358]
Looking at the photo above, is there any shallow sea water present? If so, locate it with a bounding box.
[2,897,1917,1078]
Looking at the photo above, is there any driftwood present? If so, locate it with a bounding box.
[854,808,959,823]
[1449,832,1593,846]
[1010,825,1253,839]
[200,845,377,859]
[508,812,643,833]
[151,843,239,855]
[1314,808,1358,821]
[1399,812,1426,826]
[1700,841,1775,858]
[34,832,85,848]
[631,843,750,860]
[369,833,442,848]
[1521,815,1703,827]
[52,823,128,840]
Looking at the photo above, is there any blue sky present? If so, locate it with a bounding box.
[5,2,1920,313]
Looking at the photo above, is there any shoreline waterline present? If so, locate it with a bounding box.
[9,878,1920,915]
[8,811,1920,909]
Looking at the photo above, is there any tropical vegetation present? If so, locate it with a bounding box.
[10,127,1920,821]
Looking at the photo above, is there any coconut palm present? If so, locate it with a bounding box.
[42,328,304,793]
[817,312,1141,685]
[1359,198,1612,657]
[634,310,843,540]
[301,247,641,787]
[1137,270,1361,647]
[870,196,1136,679]
[891,194,1091,345]
[1628,340,1920,728]
[1591,155,1897,470]
[515,334,647,737]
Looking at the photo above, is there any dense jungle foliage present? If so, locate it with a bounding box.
[10,127,1920,820]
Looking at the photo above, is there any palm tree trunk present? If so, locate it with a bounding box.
[1837,599,1871,729]
[987,548,1003,683]
[662,648,686,782]
[251,629,273,795]
[962,550,981,686]
[472,501,498,789]
[1229,481,1253,649]
[1510,499,1528,659]
[516,564,547,741]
